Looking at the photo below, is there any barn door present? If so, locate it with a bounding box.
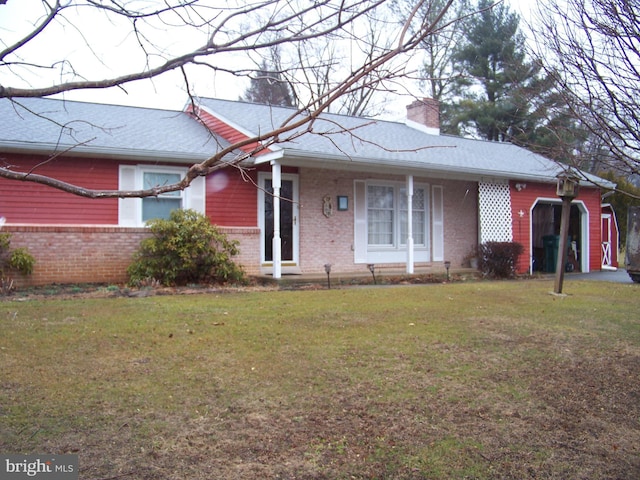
[601,214,613,268]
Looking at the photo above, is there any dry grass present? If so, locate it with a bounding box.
[1,280,639,479]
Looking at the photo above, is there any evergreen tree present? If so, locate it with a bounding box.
[443,1,546,142]
[240,61,295,107]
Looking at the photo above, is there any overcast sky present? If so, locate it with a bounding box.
[0,0,537,119]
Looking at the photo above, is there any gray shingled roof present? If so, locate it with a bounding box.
[197,97,603,185]
[0,96,612,188]
[0,97,228,162]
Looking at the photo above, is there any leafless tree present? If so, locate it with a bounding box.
[248,6,399,117]
[0,0,456,198]
[391,0,469,102]
[529,0,640,181]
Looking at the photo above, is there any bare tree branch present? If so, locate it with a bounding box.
[529,0,640,180]
[0,0,457,198]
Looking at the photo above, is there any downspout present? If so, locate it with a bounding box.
[271,161,282,279]
[406,175,414,274]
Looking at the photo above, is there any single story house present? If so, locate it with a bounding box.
[0,96,616,286]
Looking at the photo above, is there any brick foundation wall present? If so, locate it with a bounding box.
[223,227,261,276]
[3,225,260,287]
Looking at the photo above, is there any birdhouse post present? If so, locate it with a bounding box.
[554,173,580,294]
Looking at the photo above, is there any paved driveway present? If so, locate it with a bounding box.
[568,269,635,284]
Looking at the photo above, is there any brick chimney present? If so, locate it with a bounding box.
[405,97,440,135]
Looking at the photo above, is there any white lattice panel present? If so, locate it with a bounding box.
[478,181,513,243]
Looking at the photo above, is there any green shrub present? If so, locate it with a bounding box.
[0,233,36,294]
[127,209,246,287]
[478,241,524,279]
[8,248,36,275]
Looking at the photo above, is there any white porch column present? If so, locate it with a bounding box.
[406,175,414,274]
[271,161,282,279]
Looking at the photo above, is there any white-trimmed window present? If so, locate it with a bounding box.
[141,170,183,222]
[400,186,426,246]
[118,165,205,227]
[366,183,428,248]
[367,185,395,245]
[354,180,437,264]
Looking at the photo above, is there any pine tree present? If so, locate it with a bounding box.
[240,61,295,107]
[443,0,542,142]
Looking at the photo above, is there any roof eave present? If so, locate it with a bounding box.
[0,141,214,163]
[254,148,572,184]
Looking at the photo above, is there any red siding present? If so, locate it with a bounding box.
[583,187,603,271]
[205,165,298,227]
[206,168,258,226]
[0,153,118,224]
[187,106,269,155]
[510,181,603,273]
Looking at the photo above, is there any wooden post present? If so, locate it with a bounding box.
[553,172,580,294]
[553,195,572,294]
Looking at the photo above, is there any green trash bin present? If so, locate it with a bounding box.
[543,235,559,273]
[543,235,572,273]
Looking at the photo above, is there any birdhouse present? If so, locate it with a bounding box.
[556,173,580,199]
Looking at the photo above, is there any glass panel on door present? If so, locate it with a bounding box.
[264,179,294,262]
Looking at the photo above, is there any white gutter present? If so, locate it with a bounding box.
[0,141,217,163]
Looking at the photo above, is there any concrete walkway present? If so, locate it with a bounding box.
[566,268,635,284]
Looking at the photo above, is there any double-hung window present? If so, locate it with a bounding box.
[399,187,426,246]
[366,183,428,248]
[141,171,183,222]
[118,165,205,227]
[367,185,395,245]
[354,180,440,264]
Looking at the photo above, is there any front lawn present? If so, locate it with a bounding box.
[1,280,639,479]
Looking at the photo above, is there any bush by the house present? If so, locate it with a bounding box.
[127,209,246,287]
[0,233,36,294]
[478,241,524,279]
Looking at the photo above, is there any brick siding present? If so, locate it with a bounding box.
[441,180,479,267]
